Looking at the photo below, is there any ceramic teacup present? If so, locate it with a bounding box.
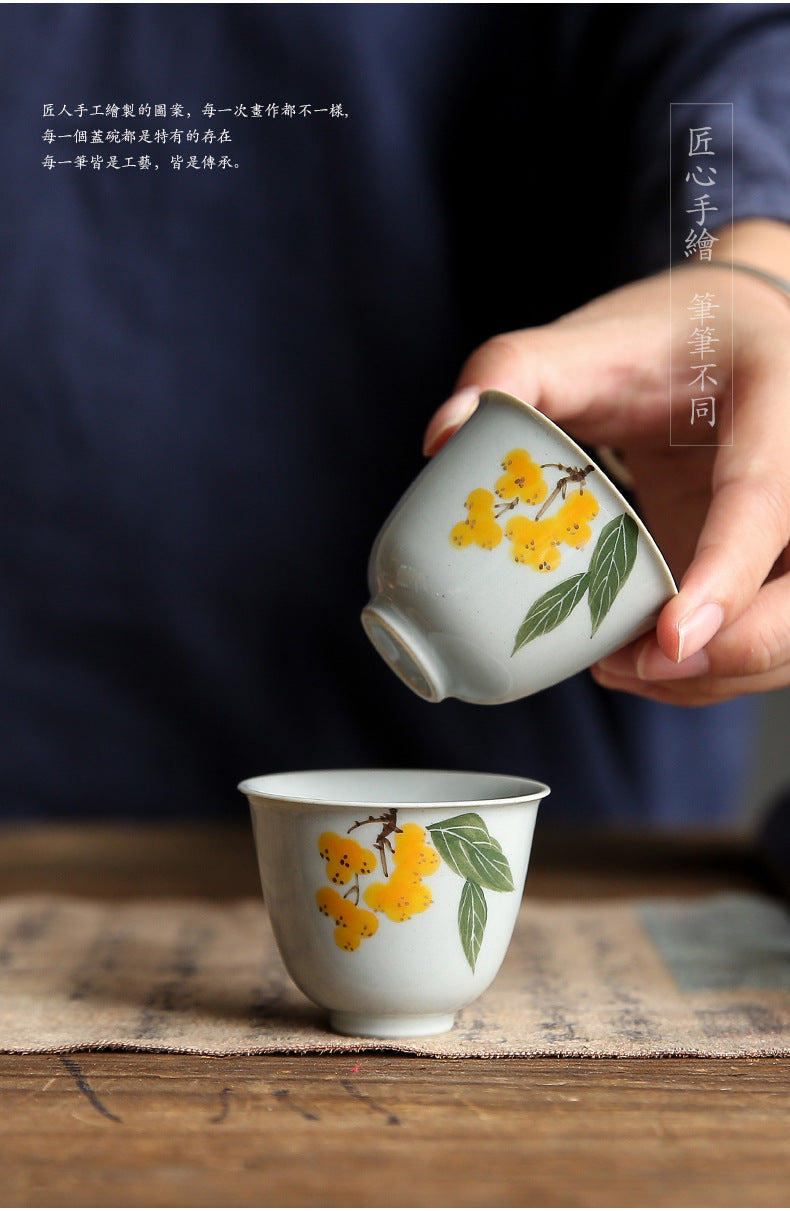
[239,768,549,1038]
[362,389,676,704]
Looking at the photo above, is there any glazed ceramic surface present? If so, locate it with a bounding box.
[239,768,549,1038]
[362,389,676,704]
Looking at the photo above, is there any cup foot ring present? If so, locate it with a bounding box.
[329,1010,456,1038]
[361,603,446,702]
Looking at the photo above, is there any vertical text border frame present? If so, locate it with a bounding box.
[669,101,734,448]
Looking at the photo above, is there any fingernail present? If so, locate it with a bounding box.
[636,645,710,681]
[422,385,480,456]
[676,601,724,663]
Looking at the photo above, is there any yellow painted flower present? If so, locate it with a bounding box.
[334,924,362,951]
[317,831,377,885]
[317,885,379,950]
[450,488,503,550]
[393,823,440,874]
[555,490,599,548]
[450,521,475,548]
[316,886,345,919]
[465,487,496,515]
[495,449,548,505]
[364,869,434,922]
[470,515,503,550]
[449,451,601,572]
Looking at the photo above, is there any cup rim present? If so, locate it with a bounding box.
[238,767,550,811]
[478,389,677,595]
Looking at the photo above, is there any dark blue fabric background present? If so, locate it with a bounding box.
[2,3,788,824]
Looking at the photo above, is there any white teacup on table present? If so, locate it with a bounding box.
[239,768,549,1038]
[362,389,676,704]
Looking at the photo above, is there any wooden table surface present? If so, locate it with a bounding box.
[1,821,788,1209]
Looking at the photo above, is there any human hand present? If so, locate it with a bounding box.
[423,222,790,706]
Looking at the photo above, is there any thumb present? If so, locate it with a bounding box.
[422,334,545,457]
[422,285,671,457]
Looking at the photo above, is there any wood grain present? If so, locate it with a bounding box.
[2,1052,789,1207]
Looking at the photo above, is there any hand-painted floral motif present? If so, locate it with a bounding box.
[449,449,638,649]
[314,812,516,971]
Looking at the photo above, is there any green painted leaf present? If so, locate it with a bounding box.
[587,513,639,636]
[427,813,514,893]
[458,880,487,971]
[511,572,590,654]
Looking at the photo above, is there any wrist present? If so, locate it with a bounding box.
[710,218,790,281]
[697,259,790,304]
